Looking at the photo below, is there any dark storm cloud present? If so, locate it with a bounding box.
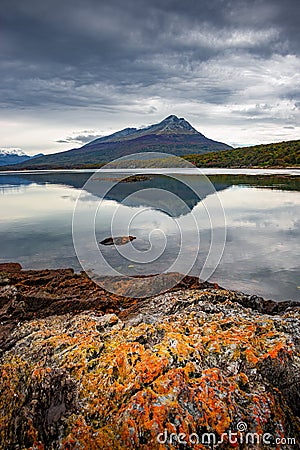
[56,131,101,145]
[0,0,300,133]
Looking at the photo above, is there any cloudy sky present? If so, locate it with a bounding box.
[1,0,300,155]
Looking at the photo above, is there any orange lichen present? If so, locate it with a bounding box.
[0,289,299,449]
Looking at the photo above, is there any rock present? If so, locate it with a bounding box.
[0,267,299,449]
[0,262,22,273]
[121,175,152,182]
[0,269,213,352]
[0,285,19,315]
[0,275,10,286]
[100,235,136,245]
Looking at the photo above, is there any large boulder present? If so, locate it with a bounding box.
[0,272,299,449]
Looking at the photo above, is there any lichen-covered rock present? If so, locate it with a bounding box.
[0,275,299,449]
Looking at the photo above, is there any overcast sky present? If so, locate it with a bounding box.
[1,0,300,155]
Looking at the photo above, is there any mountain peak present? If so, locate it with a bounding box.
[162,115,190,124]
[164,114,180,121]
[85,115,201,146]
[0,148,31,166]
[156,115,200,135]
[0,148,44,166]
[0,148,26,157]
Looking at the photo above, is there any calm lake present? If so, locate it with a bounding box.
[0,169,299,301]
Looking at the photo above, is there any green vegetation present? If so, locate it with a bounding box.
[75,140,300,169]
[0,139,299,171]
[184,140,300,168]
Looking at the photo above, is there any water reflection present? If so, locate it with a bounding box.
[202,186,300,300]
[0,171,299,301]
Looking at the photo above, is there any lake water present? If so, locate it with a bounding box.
[0,170,299,301]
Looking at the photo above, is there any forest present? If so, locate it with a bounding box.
[184,139,300,168]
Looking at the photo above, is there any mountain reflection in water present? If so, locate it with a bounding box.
[0,171,299,301]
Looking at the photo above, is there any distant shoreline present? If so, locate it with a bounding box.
[0,166,300,175]
[1,138,299,171]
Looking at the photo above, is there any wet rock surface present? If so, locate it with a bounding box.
[0,264,299,449]
[99,235,136,246]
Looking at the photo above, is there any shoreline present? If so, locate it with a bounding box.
[1,263,300,448]
[0,166,300,175]
[1,263,299,349]
[1,263,299,318]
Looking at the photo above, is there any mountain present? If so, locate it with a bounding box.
[1,116,232,169]
[0,148,44,166]
[89,115,202,144]
[0,148,31,166]
[184,139,300,168]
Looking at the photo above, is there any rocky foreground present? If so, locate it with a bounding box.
[0,264,299,449]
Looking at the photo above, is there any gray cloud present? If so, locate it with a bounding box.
[0,0,299,153]
[56,131,102,145]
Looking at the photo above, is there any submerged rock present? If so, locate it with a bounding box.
[100,235,136,246]
[0,267,299,449]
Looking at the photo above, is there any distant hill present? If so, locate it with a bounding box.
[184,140,300,168]
[1,115,232,169]
[0,149,44,166]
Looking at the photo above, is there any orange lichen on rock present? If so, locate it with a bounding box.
[0,283,299,449]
